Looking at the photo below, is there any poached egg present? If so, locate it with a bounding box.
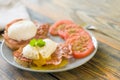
[8,20,37,41]
[22,39,58,60]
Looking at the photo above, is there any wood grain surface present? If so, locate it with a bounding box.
[0,0,120,80]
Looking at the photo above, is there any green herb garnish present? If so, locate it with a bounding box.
[29,39,45,47]
[37,39,46,47]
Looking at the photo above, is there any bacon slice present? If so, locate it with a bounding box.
[46,43,72,65]
[13,47,32,63]
[34,23,50,39]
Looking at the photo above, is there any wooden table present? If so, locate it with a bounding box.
[0,0,120,80]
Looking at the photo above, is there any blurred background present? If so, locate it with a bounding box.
[0,0,120,44]
[0,0,120,30]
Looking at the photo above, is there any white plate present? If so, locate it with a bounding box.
[0,31,98,72]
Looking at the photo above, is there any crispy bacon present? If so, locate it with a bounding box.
[13,47,32,62]
[46,43,73,65]
[34,23,50,39]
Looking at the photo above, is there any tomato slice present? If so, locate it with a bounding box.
[49,20,94,59]
[66,31,94,58]
[73,40,94,58]
[58,24,84,40]
[49,20,74,35]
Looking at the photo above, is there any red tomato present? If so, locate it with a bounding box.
[66,31,94,58]
[58,24,84,40]
[49,20,74,35]
[49,19,94,59]
[73,40,94,58]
